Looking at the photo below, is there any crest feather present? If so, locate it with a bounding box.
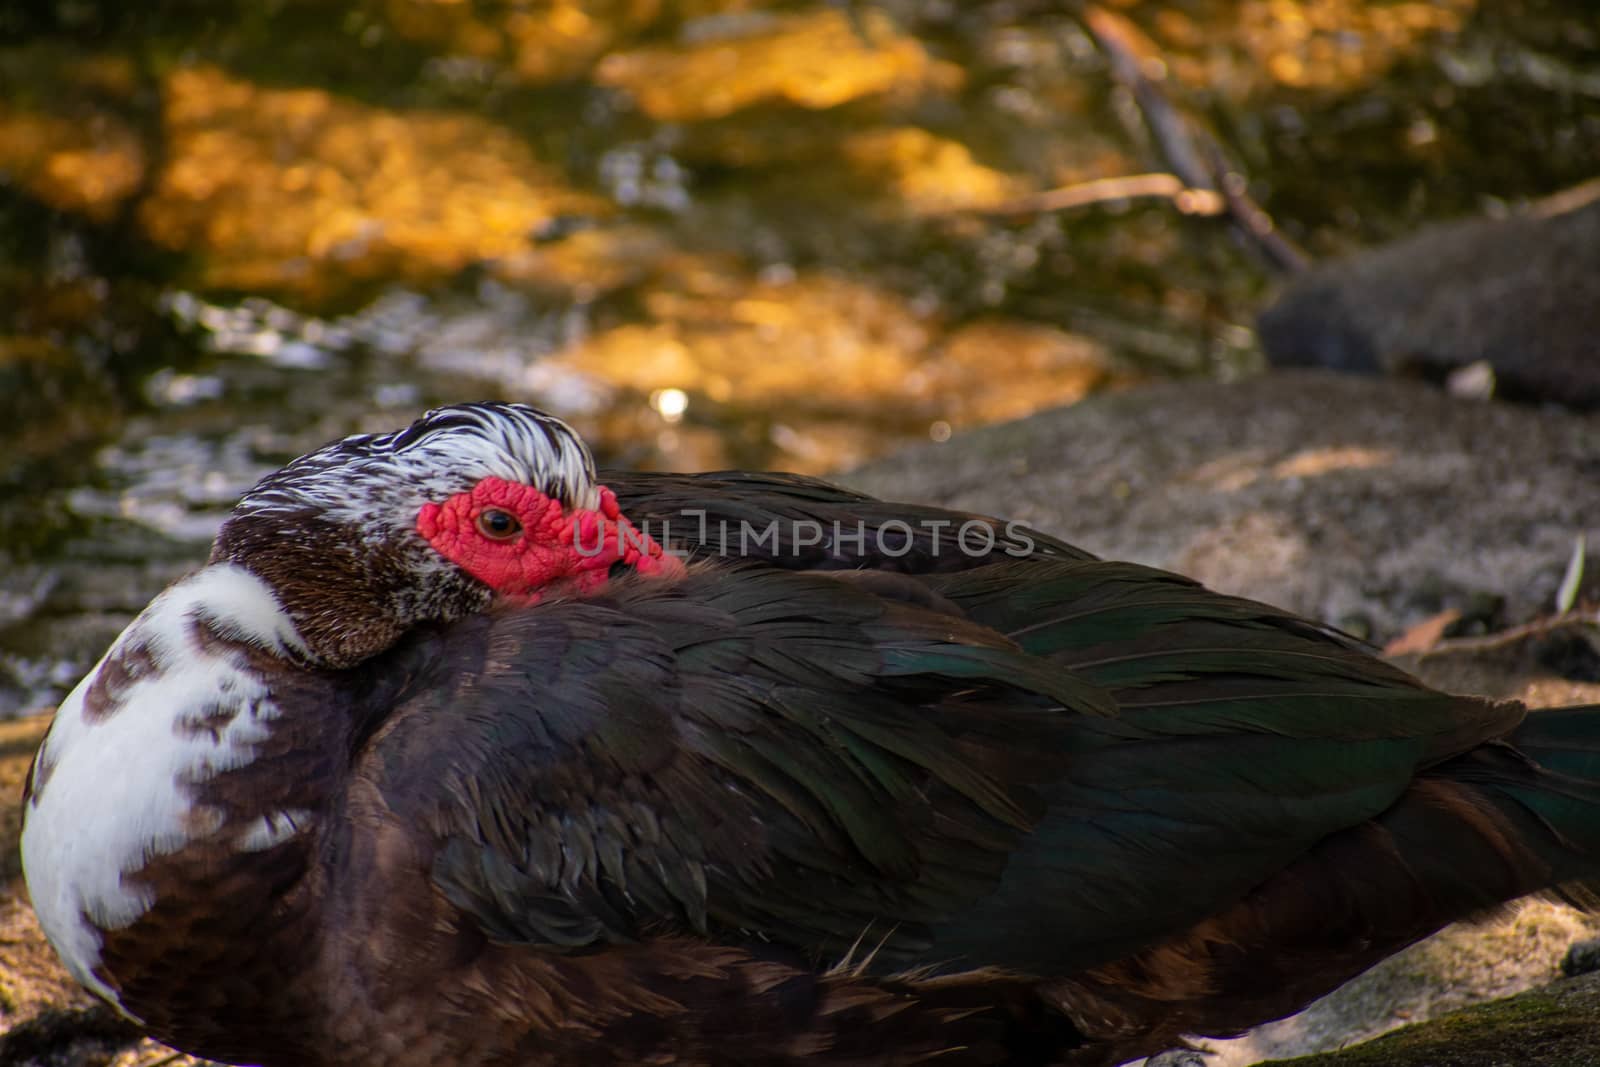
[236,403,600,521]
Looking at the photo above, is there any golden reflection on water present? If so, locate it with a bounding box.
[0,107,145,222]
[595,9,961,121]
[1155,0,1477,93]
[497,224,685,300]
[838,128,1021,214]
[0,0,1562,478]
[384,0,664,84]
[138,67,605,291]
[551,269,1120,471]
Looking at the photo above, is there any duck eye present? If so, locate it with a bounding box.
[475,508,523,541]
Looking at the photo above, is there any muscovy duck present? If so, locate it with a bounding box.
[20,402,1600,1066]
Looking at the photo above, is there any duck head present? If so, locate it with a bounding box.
[213,402,674,668]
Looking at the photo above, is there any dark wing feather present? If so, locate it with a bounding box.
[359,567,1095,968]
[920,560,1525,970]
[602,468,1092,571]
[358,558,1524,980]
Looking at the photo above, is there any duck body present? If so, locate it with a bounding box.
[20,404,1600,1066]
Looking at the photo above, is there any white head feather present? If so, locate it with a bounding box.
[236,403,601,524]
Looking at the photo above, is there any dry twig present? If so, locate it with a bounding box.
[977,173,1225,217]
[1080,5,1310,274]
[1414,610,1600,660]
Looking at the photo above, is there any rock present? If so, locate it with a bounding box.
[845,370,1600,645]
[1562,939,1600,979]
[1145,1052,1210,1067]
[0,1006,143,1067]
[1255,971,1600,1067]
[1175,897,1600,1066]
[1257,194,1600,411]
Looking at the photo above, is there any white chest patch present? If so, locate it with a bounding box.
[19,564,310,1011]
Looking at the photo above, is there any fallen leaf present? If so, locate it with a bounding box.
[1384,609,1462,656]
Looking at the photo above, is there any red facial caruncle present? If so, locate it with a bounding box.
[417,478,681,600]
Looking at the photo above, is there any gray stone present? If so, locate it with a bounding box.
[844,370,1600,644]
[1257,196,1600,411]
[1562,938,1600,979]
[1252,970,1600,1066]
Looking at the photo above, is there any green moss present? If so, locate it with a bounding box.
[1260,976,1600,1067]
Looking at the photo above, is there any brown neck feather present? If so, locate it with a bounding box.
[210,510,487,668]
